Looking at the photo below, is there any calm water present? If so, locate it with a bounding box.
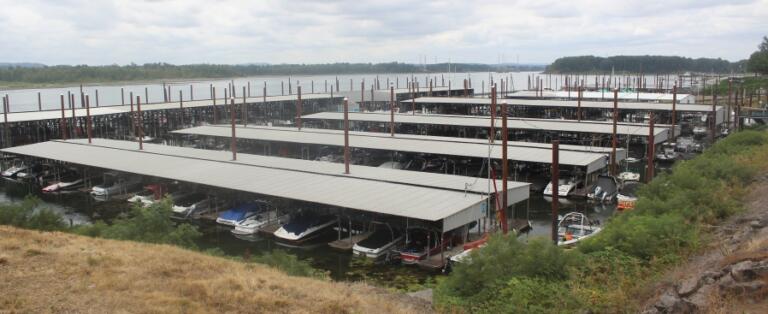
[0,72,686,113]
[0,177,617,289]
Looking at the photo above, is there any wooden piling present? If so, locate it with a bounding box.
[86,95,92,144]
[551,140,559,244]
[297,86,303,130]
[137,96,144,150]
[230,97,237,161]
[343,98,350,174]
[647,112,654,182]
[390,86,395,137]
[500,101,509,234]
[611,89,618,176]
[60,95,67,140]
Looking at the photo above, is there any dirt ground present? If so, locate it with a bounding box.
[0,226,432,314]
[642,175,768,313]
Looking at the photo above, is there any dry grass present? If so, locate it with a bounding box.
[0,226,430,314]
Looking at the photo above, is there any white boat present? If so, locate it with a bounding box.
[587,175,619,203]
[231,210,290,236]
[543,177,581,197]
[127,185,163,206]
[557,212,602,247]
[617,172,640,182]
[216,202,266,226]
[90,172,142,198]
[273,214,336,244]
[1,160,27,179]
[656,143,679,162]
[171,194,212,220]
[617,181,642,211]
[693,126,708,136]
[352,224,403,260]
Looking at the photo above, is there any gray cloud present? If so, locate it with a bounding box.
[0,0,765,65]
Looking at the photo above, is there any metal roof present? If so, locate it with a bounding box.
[1,94,339,124]
[302,112,671,144]
[2,139,525,229]
[172,125,622,173]
[508,91,695,103]
[403,97,725,123]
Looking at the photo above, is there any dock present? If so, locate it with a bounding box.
[328,232,373,251]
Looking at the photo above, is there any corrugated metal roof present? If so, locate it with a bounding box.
[302,112,671,144]
[403,97,725,124]
[2,139,516,223]
[508,91,695,103]
[1,94,338,124]
[172,125,622,172]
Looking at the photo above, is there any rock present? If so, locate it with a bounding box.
[718,273,735,291]
[655,291,690,313]
[720,281,765,295]
[677,277,701,297]
[749,219,764,229]
[730,260,755,282]
[701,270,722,285]
[684,284,714,311]
[641,307,660,314]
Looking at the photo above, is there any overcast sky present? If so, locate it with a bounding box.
[1,0,766,65]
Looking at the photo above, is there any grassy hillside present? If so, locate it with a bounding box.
[0,226,429,313]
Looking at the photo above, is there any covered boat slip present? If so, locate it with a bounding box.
[340,86,474,104]
[401,97,725,125]
[301,112,673,145]
[507,90,696,104]
[171,125,624,174]
[1,139,529,232]
[0,93,340,124]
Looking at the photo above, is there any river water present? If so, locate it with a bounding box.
[0,72,684,113]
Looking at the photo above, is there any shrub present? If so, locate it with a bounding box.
[0,196,65,231]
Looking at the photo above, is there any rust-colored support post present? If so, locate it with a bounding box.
[242,86,247,127]
[297,86,303,130]
[463,79,468,97]
[411,86,416,115]
[190,84,194,100]
[70,94,76,138]
[360,81,365,112]
[390,86,395,137]
[95,89,100,107]
[711,93,717,144]
[727,79,732,130]
[2,96,8,146]
[212,87,218,124]
[37,92,42,111]
[671,84,677,142]
[429,80,433,97]
[551,140,560,244]
[343,98,350,174]
[577,86,582,122]
[179,90,184,126]
[500,101,509,235]
[611,89,618,176]
[121,88,125,105]
[86,95,92,144]
[137,96,143,150]
[647,112,655,183]
[490,85,496,143]
[129,92,134,137]
[230,97,237,161]
[59,95,67,139]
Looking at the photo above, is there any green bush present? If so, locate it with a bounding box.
[0,196,66,231]
[75,197,201,249]
[435,236,574,308]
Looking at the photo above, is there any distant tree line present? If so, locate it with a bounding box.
[546,55,745,74]
[747,36,768,74]
[0,62,544,85]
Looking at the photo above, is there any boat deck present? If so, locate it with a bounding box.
[258,222,282,237]
[417,246,464,270]
[327,232,373,251]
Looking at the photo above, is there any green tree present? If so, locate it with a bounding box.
[747,36,768,74]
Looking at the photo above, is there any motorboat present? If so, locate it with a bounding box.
[588,175,619,203]
[16,164,49,183]
[90,172,142,198]
[617,181,642,211]
[42,171,84,193]
[216,202,265,226]
[617,172,640,182]
[656,143,679,162]
[232,208,290,236]
[448,233,489,264]
[557,212,602,247]
[170,193,212,220]
[693,126,708,136]
[398,228,445,265]
[1,160,27,179]
[273,213,336,244]
[377,161,405,170]
[352,223,403,260]
[127,184,164,206]
[543,176,582,197]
